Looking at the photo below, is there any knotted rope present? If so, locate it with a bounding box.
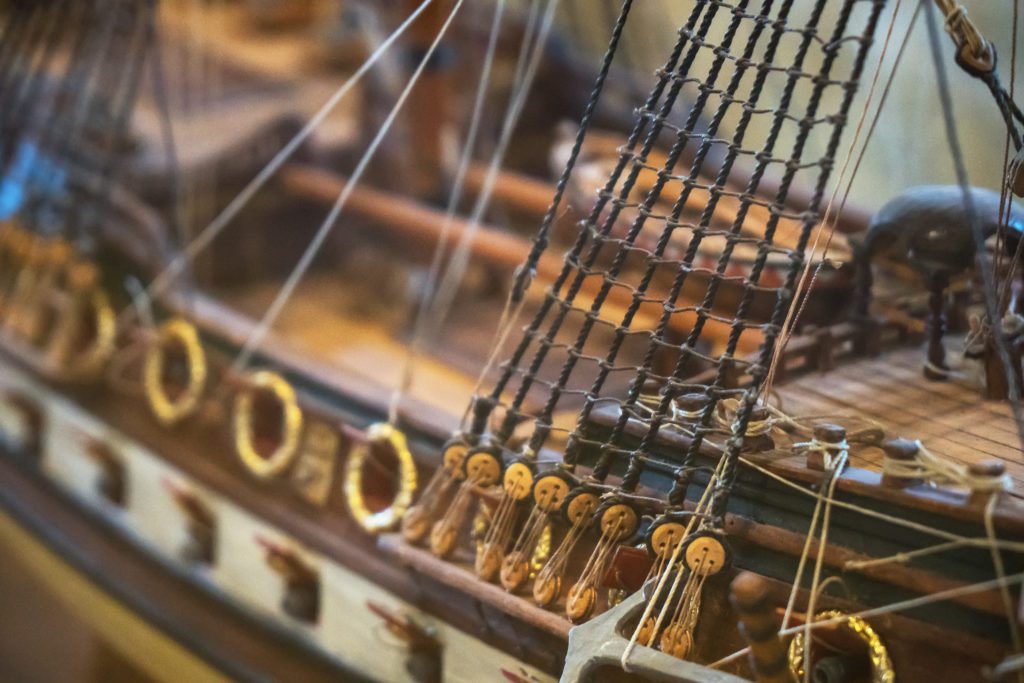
[881,440,1013,492]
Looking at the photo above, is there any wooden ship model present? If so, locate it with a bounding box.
[2,0,1024,682]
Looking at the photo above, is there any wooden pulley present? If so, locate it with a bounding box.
[681,530,730,577]
[441,440,469,476]
[564,499,642,623]
[473,453,529,580]
[428,445,502,558]
[233,369,304,479]
[560,485,601,526]
[344,422,418,534]
[531,486,602,609]
[645,512,691,560]
[144,318,208,426]
[491,467,567,590]
[498,518,553,593]
[565,582,598,624]
[460,446,502,487]
[532,567,563,609]
[595,501,640,543]
[400,439,467,543]
[530,469,572,512]
[501,460,535,502]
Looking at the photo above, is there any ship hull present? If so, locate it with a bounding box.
[0,357,562,683]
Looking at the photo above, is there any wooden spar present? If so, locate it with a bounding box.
[279,163,540,273]
[277,163,763,352]
[463,162,560,216]
[405,0,452,199]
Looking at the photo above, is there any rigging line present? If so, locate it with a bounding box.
[0,0,70,176]
[624,0,855,508]
[404,0,560,413]
[205,0,227,279]
[621,455,728,670]
[478,0,709,419]
[228,0,466,375]
[707,0,889,521]
[0,5,34,129]
[182,0,201,271]
[493,0,743,448]
[600,0,634,75]
[458,0,643,432]
[997,0,1021,311]
[762,0,909,400]
[70,2,152,224]
[739,454,1024,553]
[419,0,562,346]
[48,0,116,157]
[798,452,847,683]
[780,460,831,630]
[35,0,119,239]
[388,0,508,425]
[986,493,1024,658]
[924,0,1024,449]
[542,0,791,470]
[993,2,1019,302]
[509,0,543,98]
[37,0,119,237]
[0,5,28,92]
[0,2,46,132]
[5,3,77,230]
[844,538,980,570]
[711,570,1024,671]
[122,0,437,322]
[78,1,154,246]
[148,10,189,263]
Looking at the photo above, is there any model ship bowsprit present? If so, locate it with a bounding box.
[1,0,1024,681]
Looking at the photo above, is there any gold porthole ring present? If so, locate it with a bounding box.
[233,370,304,479]
[73,287,117,376]
[788,610,894,683]
[344,422,418,534]
[144,318,207,426]
[49,285,117,379]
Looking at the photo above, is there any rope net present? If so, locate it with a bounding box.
[468,0,886,516]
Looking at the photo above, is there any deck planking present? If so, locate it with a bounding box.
[776,344,1024,495]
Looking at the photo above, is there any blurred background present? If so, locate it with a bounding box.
[0,1,1019,680]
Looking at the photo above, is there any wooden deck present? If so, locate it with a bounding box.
[775,343,1024,494]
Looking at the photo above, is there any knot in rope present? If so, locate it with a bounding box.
[714,398,774,437]
[743,414,775,437]
[963,312,991,357]
[793,437,850,472]
[881,440,1012,492]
